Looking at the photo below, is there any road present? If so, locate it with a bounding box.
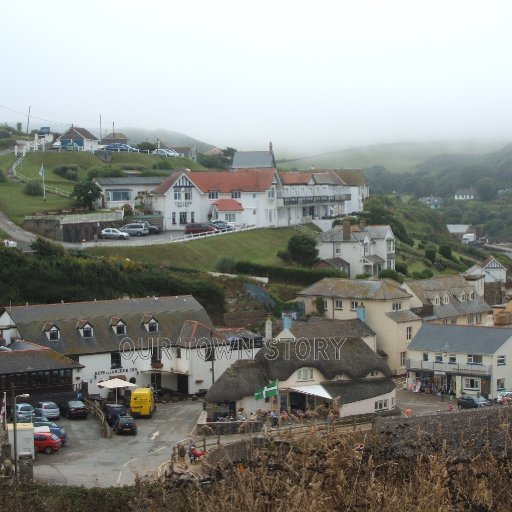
[32,400,202,488]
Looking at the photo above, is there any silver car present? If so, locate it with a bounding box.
[100,228,130,240]
[120,223,149,236]
[34,401,61,420]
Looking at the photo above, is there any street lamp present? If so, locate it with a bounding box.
[13,390,29,479]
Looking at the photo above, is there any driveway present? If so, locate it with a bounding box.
[32,400,202,488]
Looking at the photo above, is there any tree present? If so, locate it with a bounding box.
[222,147,237,161]
[71,181,102,210]
[475,178,495,201]
[16,122,22,133]
[287,234,318,267]
[137,142,156,152]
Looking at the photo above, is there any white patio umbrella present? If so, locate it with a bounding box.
[98,378,137,404]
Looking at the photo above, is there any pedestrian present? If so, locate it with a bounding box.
[404,406,412,418]
[271,410,279,428]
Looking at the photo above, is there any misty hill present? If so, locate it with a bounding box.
[120,127,215,153]
[277,140,505,173]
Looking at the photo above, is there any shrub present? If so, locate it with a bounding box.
[287,234,319,267]
[424,246,437,263]
[395,260,408,275]
[355,273,371,279]
[276,249,291,262]
[314,297,326,316]
[0,169,6,182]
[439,244,452,260]
[23,181,43,196]
[215,256,237,273]
[379,269,404,283]
[65,169,78,181]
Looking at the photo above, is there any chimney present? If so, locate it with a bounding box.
[265,315,273,340]
[343,218,351,241]
[269,141,273,154]
[359,218,366,230]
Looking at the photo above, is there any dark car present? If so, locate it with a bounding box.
[104,403,128,426]
[141,221,160,234]
[211,220,234,232]
[60,400,89,419]
[112,415,137,435]
[184,222,218,235]
[457,395,492,409]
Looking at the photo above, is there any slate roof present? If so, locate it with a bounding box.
[408,324,512,355]
[103,132,127,140]
[0,341,83,375]
[174,320,228,348]
[299,278,411,300]
[318,224,392,243]
[447,224,470,234]
[205,336,393,402]
[285,317,376,339]
[57,126,98,141]
[321,378,395,405]
[3,296,213,356]
[95,177,165,186]
[232,151,276,169]
[385,310,421,323]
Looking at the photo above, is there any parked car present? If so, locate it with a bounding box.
[34,432,62,454]
[141,221,160,234]
[457,395,492,409]
[152,148,178,157]
[211,220,235,232]
[15,403,34,421]
[112,415,137,435]
[34,424,68,446]
[34,401,60,420]
[100,228,130,240]
[120,223,150,237]
[103,403,128,426]
[184,222,218,235]
[62,142,81,151]
[60,400,89,419]
[105,143,137,152]
[496,391,512,404]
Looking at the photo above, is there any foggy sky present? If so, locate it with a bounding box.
[2,1,512,154]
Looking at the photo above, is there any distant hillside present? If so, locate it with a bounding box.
[120,127,215,153]
[277,140,506,173]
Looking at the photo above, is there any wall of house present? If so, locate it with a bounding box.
[340,389,395,418]
[491,339,512,396]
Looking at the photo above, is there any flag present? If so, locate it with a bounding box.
[39,164,45,177]
[254,380,279,400]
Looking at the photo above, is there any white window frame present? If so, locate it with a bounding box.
[82,326,93,338]
[464,377,480,390]
[114,323,126,335]
[498,355,506,366]
[350,301,359,311]
[48,327,60,341]
[374,399,389,411]
[406,326,412,340]
[400,352,406,366]
[392,301,402,311]
[334,299,343,310]
[208,191,219,199]
[467,354,483,365]
[231,190,241,199]
[297,367,314,381]
[225,213,236,222]
[435,353,443,363]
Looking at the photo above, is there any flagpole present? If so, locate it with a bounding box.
[42,167,46,201]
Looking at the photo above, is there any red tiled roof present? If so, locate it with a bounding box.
[153,169,277,195]
[212,199,243,211]
[280,172,313,185]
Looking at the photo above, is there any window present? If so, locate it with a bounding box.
[115,323,126,335]
[369,370,379,377]
[106,190,130,202]
[464,377,480,390]
[498,355,506,366]
[83,326,93,338]
[375,399,389,411]
[435,353,443,363]
[400,352,406,366]
[434,297,440,305]
[406,326,412,340]
[179,212,187,224]
[190,211,195,223]
[297,368,314,381]
[267,188,275,199]
[208,191,218,199]
[148,320,158,333]
[470,291,475,300]
[476,313,482,324]
[386,239,395,252]
[323,300,328,310]
[467,354,483,364]
[225,213,236,222]
[172,212,176,225]
[392,301,402,311]
[449,354,456,364]
[450,317,457,324]
[151,345,162,362]
[174,189,181,200]
[497,378,505,390]
[350,301,359,311]
[461,293,468,302]
[467,314,475,325]
[231,190,241,199]
[443,295,449,304]
[176,347,182,359]
[111,352,122,369]
[48,328,60,341]
[335,299,343,310]
[184,189,191,200]
[423,353,429,362]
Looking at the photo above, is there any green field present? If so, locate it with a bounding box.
[88,227,300,269]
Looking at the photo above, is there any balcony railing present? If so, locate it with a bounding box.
[277,194,351,206]
[407,359,492,376]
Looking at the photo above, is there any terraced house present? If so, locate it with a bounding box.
[297,278,422,375]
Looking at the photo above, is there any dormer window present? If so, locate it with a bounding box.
[443,295,449,304]
[142,315,158,333]
[470,291,475,300]
[434,297,440,305]
[110,317,126,335]
[83,326,93,338]
[297,367,314,381]
[76,320,93,338]
[43,322,60,341]
[392,301,402,311]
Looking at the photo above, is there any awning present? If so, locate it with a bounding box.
[288,385,332,399]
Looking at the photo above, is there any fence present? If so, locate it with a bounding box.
[24,211,123,224]
[84,398,111,438]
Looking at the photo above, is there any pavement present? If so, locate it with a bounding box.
[395,387,458,416]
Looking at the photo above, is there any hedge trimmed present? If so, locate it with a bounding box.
[234,261,346,285]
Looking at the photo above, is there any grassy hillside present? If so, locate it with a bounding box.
[88,227,300,269]
[277,140,505,173]
[110,152,205,170]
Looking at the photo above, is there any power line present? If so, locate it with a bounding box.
[0,103,71,125]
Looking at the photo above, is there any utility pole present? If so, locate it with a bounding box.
[26,105,31,135]
[99,114,102,143]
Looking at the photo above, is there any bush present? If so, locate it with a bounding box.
[379,269,404,283]
[276,249,291,262]
[23,181,43,196]
[424,246,437,263]
[152,159,173,170]
[395,260,408,275]
[65,169,78,181]
[355,273,371,279]
[287,234,319,267]
[314,297,326,316]
[215,256,237,273]
[0,169,6,182]
[439,244,452,260]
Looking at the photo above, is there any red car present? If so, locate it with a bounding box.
[184,222,218,235]
[34,432,62,454]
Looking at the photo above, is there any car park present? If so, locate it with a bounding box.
[104,403,128,426]
[34,431,62,454]
[112,415,137,435]
[60,400,89,418]
[15,403,34,421]
[184,222,218,235]
[100,228,130,240]
[120,223,150,236]
[457,395,492,409]
[34,401,60,420]
[34,424,68,445]
[211,220,235,231]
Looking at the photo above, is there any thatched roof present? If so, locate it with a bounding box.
[205,336,392,403]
